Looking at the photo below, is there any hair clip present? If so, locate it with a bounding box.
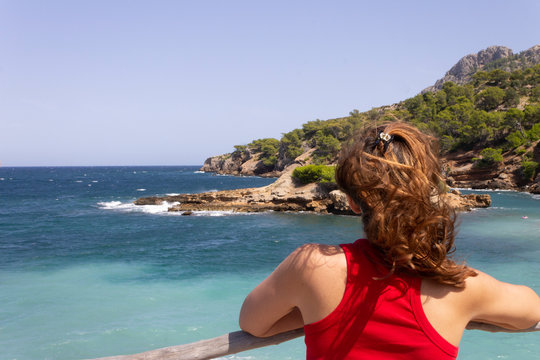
[372,130,394,153]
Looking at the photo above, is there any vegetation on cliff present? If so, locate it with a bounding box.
[207,45,540,187]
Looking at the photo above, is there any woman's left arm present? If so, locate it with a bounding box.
[239,246,310,337]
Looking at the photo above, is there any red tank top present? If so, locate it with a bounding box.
[304,239,458,359]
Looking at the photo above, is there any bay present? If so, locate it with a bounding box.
[0,167,538,359]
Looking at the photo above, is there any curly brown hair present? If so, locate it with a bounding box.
[336,121,476,287]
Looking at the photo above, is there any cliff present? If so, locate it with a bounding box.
[444,140,540,192]
[423,46,513,92]
[423,44,540,92]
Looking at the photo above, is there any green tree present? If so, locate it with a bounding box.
[521,161,538,180]
[524,105,540,129]
[475,87,505,111]
[503,109,525,136]
[248,138,280,167]
[527,123,540,141]
[313,131,341,163]
[280,129,304,160]
[486,69,510,87]
[503,88,520,107]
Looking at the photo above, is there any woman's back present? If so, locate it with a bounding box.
[303,239,459,359]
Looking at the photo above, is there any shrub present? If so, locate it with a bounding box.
[474,148,503,168]
[505,131,526,148]
[528,123,540,142]
[292,165,336,184]
[522,161,539,180]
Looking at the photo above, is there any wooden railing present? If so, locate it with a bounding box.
[92,322,539,360]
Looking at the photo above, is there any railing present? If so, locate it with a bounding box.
[92,322,539,360]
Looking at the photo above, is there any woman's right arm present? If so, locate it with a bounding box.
[466,270,540,330]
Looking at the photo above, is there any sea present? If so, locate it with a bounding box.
[1,166,539,360]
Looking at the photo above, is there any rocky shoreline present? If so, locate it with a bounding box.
[135,166,492,215]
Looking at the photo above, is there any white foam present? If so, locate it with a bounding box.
[166,193,180,196]
[91,180,98,183]
[136,188,146,191]
[97,201,180,215]
[75,180,83,183]
[194,171,205,174]
[0,178,4,181]
[453,187,515,192]
[188,210,260,217]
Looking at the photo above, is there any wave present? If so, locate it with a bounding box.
[165,193,181,196]
[136,188,146,192]
[193,171,205,174]
[97,201,260,217]
[97,201,180,215]
[452,187,515,192]
[525,193,540,201]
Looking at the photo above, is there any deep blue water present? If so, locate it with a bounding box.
[1,167,539,359]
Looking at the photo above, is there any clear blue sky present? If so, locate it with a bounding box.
[1,0,539,166]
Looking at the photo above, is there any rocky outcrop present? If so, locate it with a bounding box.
[444,190,491,212]
[529,174,540,194]
[200,150,280,177]
[135,170,491,215]
[201,147,315,178]
[424,46,513,92]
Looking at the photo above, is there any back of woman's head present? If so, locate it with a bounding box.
[336,121,475,286]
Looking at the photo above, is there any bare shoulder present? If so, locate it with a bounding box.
[462,268,540,330]
[289,244,348,324]
[287,243,345,274]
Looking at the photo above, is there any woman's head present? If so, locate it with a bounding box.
[336,121,475,286]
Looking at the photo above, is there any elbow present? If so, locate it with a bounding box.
[239,304,267,337]
[239,315,268,337]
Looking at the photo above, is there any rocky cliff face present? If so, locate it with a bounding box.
[424,44,540,92]
[200,149,280,177]
[201,148,315,177]
[424,46,513,92]
[444,140,540,191]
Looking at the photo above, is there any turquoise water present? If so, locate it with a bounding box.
[0,167,539,359]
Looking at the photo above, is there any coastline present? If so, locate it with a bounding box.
[135,167,492,214]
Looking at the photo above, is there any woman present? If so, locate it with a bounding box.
[239,122,540,359]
